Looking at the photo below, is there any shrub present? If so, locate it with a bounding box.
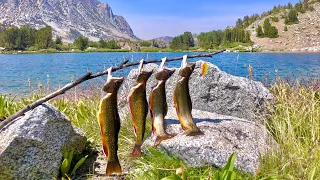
[271,17,279,22]
[285,9,299,25]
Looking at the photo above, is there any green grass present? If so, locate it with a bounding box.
[257,81,320,179]
[1,80,319,179]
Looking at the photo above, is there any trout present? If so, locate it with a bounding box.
[98,68,124,176]
[128,59,153,157]
[173,55,203,136]
[149,57,176,146]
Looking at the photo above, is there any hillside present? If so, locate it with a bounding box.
[152,36,173,42]
[247,2,320,52]
[0,0,138,42]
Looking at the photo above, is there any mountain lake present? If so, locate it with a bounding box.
[0,52,319,95]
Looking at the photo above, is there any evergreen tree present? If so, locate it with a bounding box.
[74,36,88,51]
[98,39,107,48]
[35,26,53,49]
[256,25,264,37]
[170,31,194,50]
[285,9,299,24]
[263,18,272,35]
[55,36,62,45]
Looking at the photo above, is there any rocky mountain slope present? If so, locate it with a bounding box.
[0,0,139,42]
[247,2,320,52]
[152,36,173,42]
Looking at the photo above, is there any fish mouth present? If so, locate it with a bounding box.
[164,68,175,78]
[113,77,124,84]
[143,70,153,79]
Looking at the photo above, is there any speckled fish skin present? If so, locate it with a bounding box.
[98,77,124,176]
[128,70,153,157]
[149,68,176,145]
[173,63,203,136]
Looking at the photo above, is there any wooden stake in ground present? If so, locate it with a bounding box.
[0,50,225,130]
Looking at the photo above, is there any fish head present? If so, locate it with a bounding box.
[137,70,153,83]
[178,63,196,77]
[102,77,124,93]
[155,68,175,80]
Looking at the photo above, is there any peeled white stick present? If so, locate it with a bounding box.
[107,67,112,82]
[181,55,188,68]
[138,59,144,73]
[159,57,167,70]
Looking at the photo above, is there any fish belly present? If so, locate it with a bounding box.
[98,95,120,162]
[129,86,147,145]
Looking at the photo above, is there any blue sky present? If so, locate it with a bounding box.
[103,0,300,40]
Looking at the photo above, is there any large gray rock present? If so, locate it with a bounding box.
[119,61,272,121]
[0,103,87,180]
[143,108,273,174]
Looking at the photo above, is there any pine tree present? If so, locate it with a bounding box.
[256,25,264,37]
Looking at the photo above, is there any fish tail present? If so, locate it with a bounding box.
[154,134,176,146]
[106,159,122,176]
[185,129,204,136]
[131,144,142,158]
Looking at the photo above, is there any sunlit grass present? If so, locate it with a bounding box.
[258,81,320,179]
[1,79,319,179]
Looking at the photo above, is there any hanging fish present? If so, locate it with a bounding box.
[174,55,203,136]
[98,68,124,176]
[128,59,153,157]
[149,57,176,146]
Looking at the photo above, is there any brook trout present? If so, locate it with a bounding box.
[128,59,153,157]
[149,57,176,146]
[98,68,124,176]
[173,55,203,136]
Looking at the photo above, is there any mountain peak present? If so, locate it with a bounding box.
[0,0,139,42]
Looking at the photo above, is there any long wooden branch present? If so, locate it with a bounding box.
[0,50,225,130]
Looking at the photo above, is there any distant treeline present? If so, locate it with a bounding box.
[198,27,251,50]
[169,32,194,50]
[0,25,121,51]
[0,25,54,50]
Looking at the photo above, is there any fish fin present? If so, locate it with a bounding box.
[201,62,209,76]
[131,144,142,158]
[133,126,137,137]
[184,130,204,136]
[102,142,109,157]
[106,160,122,176]
[154,135,175,147]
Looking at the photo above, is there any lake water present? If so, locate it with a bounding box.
[0,52,319,95]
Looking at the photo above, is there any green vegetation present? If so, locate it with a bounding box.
[197,27,251,50]
[129,148,252,180]
[139,41,152,47]
[60,148,88,179]
[256,18,278,38]
[0,25,122,53]
[284,26,288,31]
[1,78,319,179]
[170,32,194,50]
[258,81,320,179]
[98,39,120,49]
[285,9,299,25]
[0,25,52,50]
[271,16,279,22]
[74,36,89,51]
[235,0,318,31]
